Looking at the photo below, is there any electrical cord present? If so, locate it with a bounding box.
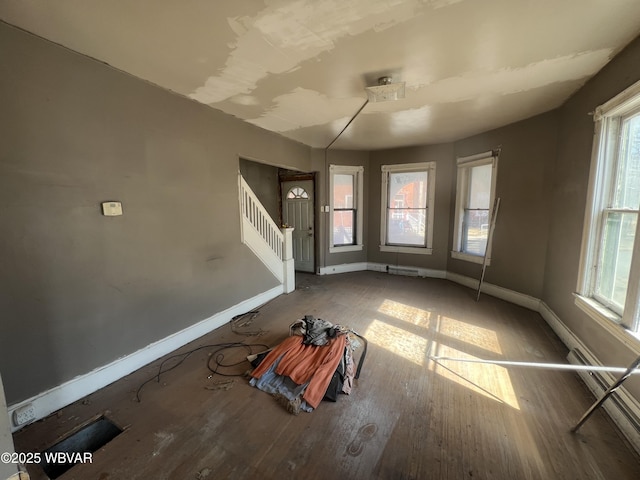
[134,341,269,402]
[323,98,369,270]
[205,343,269,376]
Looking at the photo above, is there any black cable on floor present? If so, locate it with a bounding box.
[134,341,269,402]
[206,343,266,376]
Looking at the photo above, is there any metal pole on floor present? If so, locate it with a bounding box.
[429,355,640,375]
[571,354,640,433]
[429,353,640,431]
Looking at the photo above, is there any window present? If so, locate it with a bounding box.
[287,187,309,199]
[451,152,498,264]
[577,80,640,333]
[329,165,364,252]
[380,162,435,254]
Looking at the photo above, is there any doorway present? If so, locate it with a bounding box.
[281,178,315,273]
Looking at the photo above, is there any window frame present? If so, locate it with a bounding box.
[451,151,498,265]
[329,164,364,253]
[379,162,436,255]
[576,79,640,336]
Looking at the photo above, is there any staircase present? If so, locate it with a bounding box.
[239,174,295,293]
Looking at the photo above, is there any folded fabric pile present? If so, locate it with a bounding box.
[249,315,361,414]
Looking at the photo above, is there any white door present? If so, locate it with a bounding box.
[282,179,315,273]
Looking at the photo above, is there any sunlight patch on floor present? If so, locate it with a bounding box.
[378,299,432,327]
[365,319,428,366]
[430,342,520,410]
[437,315,503,355]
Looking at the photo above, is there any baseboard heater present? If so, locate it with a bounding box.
[387,266,419,277]
[567,347,640,453]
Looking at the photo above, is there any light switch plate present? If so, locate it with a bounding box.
[101,201,123,216]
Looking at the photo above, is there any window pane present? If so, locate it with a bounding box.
[334,174,354,208]
[333,210,354,245]
[468,164,492,209]
[615,114,640,210]
[595,211,637,311]
[387,208,426,246]
[287,187,308,199]
[462,209,490,255]
[388,171,428,208]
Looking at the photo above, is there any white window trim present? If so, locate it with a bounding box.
[451,151,498,265]
[380,162,435,255]
[450,251,486,264]
[329,164,364,253]
[576,78,640,334]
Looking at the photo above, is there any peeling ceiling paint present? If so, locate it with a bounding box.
[405,49,615,106]
[247,88,365,132]
[189,0,453,105]
[1,0,640,150]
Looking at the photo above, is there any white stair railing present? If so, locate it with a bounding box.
[239,174,294,293]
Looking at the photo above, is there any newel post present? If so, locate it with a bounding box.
[282,227,295,293]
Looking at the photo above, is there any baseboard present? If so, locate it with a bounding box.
[318,262,368,275]
[446,271,541,311]
[367,262,447,279]
[318,261,446,279]
[538,301,582,350]
[567,347,640,454]
[7,285,284,432]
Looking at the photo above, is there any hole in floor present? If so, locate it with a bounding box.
[40,416,122,479]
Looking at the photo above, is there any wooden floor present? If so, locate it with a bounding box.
[14,272,640,479]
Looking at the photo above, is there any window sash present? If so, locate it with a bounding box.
[593,209,638,315]
[329,165,364,253]
[380,162,435,253]
[591,110,640,318]
[452,154,497,262]
[333,174,355,208]
[461,208,490,255]
[577,79,640,333]
[612,113,640,210]
[386,206,427,247]
[385,170,428,247]
[333,209,356,246]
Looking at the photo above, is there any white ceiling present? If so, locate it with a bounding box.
[3,0,640,150]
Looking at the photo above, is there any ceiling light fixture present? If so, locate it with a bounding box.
[365,76,406,102]
[325,74,406,150]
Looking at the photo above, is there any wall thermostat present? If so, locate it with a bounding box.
[101,201,123,216]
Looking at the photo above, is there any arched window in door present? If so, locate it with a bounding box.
[286,187,309,199]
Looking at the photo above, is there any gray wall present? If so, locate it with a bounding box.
[239,158,281,224]
[542,35,640,398]
[0,23,310,404]
[450,112,558,298]
[368,144,455,271]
